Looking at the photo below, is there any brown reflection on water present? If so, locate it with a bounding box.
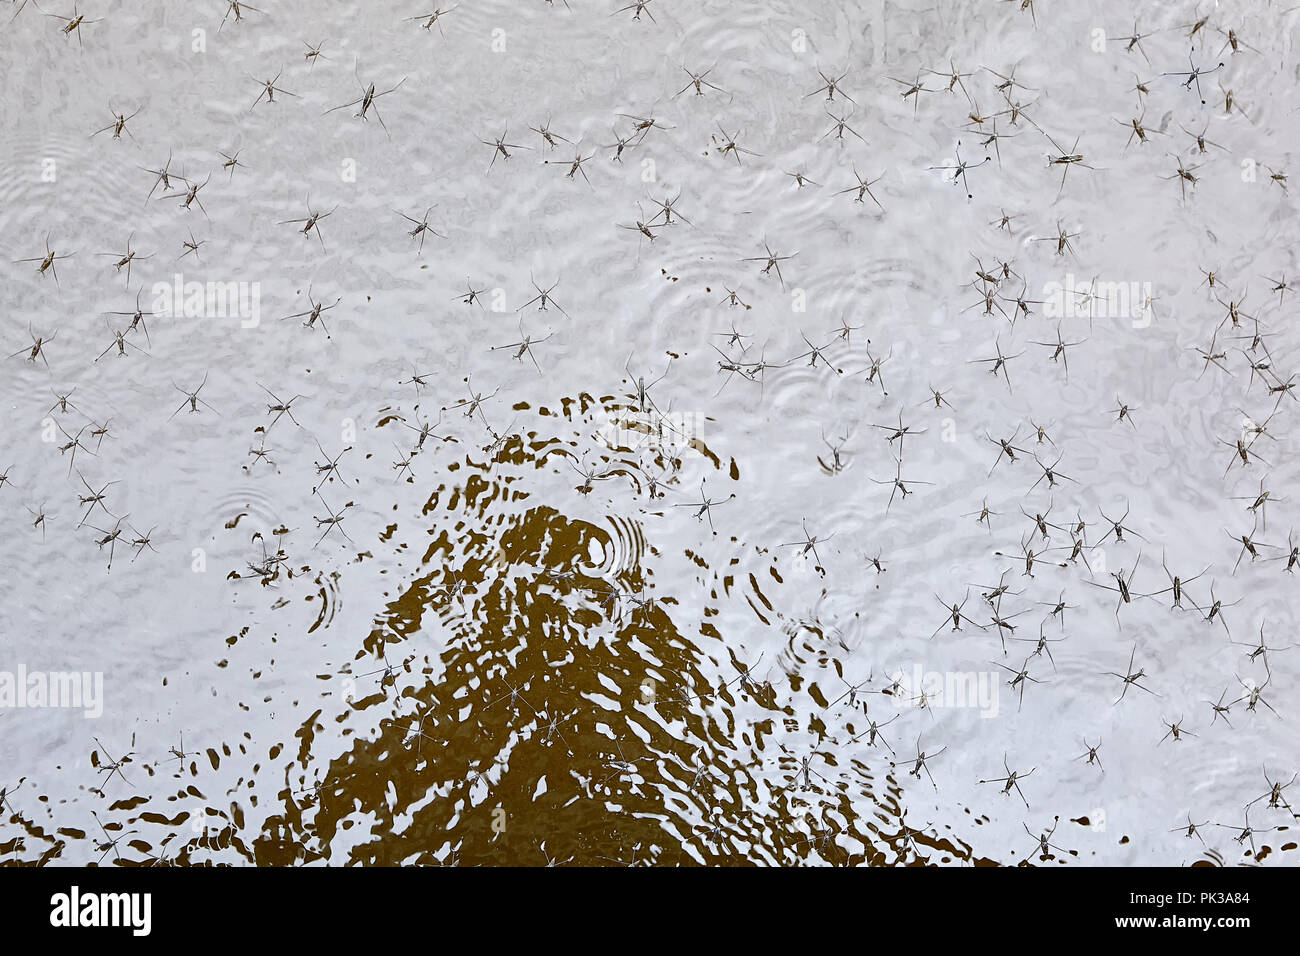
[239,396,995,866]
[3,394,1035,866]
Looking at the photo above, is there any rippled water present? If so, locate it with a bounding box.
[1,0,1297,867]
